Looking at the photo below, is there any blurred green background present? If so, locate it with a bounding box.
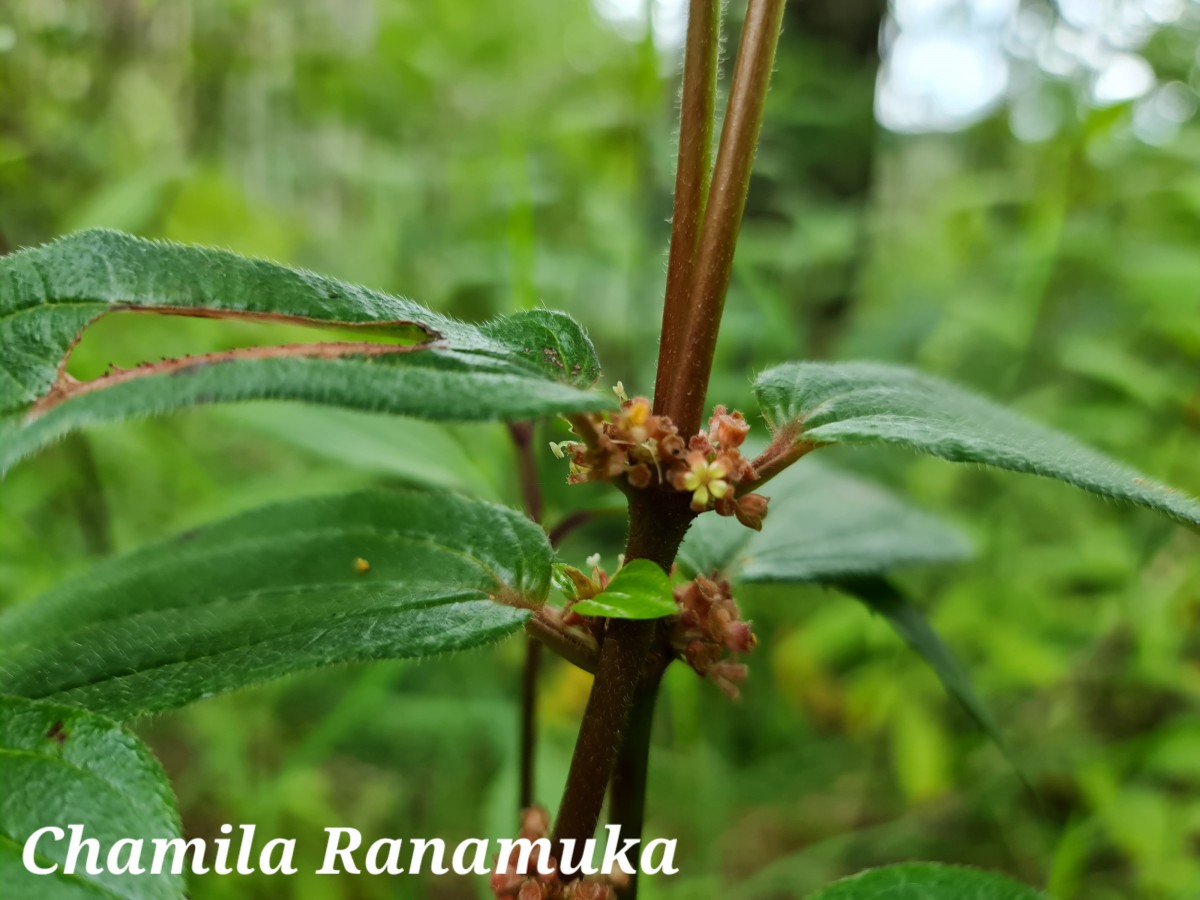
[2,1,1199,897]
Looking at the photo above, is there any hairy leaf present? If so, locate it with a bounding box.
[755,361,1200,527]
[0,229,609,476]
[0,695,184,899]
[570,560,676,619]
[807,863,1046,899]
[677,458,972,582]
[0,488,550,718]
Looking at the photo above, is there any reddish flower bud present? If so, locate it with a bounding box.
[626,463,653,489]
[490,870,514,893]
[713,495,737,517]
[734,493,769,531]
[710,660,749,699]
[723,620,757,653]
[521,805,550,837]
[518,881,545,900]
[658,432,686,459]
[573,882,613,900]
[709,406,750,450]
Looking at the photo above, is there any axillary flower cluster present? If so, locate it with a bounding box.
[490,806,625,900]
[549,555,758,700]
[551,386,769,530]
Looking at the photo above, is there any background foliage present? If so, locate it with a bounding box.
[2,1,1198,897]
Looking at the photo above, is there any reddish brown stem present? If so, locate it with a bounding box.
[508,421,544,811]
[525,609,600,674]
[547,508,605,548]
[656,0,788,437]
[740,427,822,495]
[550,4,787,894]
[609,667,665,900]
[549,492,692,869]
[520,638,542,809]
[654,0,721,412]
[508,421,544,525]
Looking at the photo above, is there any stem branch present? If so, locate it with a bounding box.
[657,0,787,436]
[654,0,721,412]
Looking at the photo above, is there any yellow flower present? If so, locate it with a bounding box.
[681,457,729,510]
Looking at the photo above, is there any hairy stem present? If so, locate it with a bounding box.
[508,421,544,810]
[508,421,544,525]
[550,4,787,893]
[656,0,788,437]
[654,0,721,412]
[525,609,600,673]
[609,667,665,900]
[740,427,822,495]
[519,638,542,809]
[550,491,692,869]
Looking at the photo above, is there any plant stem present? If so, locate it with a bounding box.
[740,427,822,494]
[547,508,598,548]
[656,0,788,437]
[508,421,544,810]
[550,617,658,864]
[609,667,665,900]
[654,0,720,412]
[508,421,544,525]
[66,433,113,557]
[550,4,787,892]
[525,608,600,673]
[550,491,692,868]
[520,638,542,809]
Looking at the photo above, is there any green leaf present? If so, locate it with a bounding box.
[0,694,184,899]
[0,487,549,718]
[754,361,1200,528]
[807,863,1047,899]
[836,577,1007,757]
[213,404,503,499]
[677,458,972,582]
[570,560,676,620]
[0,229,610,477]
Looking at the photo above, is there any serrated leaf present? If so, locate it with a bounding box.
[755,361,1200,528]
[0,229,610,476]
[837,577,1008,759]
[0,487,549,718]
[807,863,1046,899]
[677,458,972,582]
[0,694,184,899]
[570,560,676,619]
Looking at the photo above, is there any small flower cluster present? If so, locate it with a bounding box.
[551,387,769,529]
[489,806,625,900]
[669,575,757,699]
[540,554,617,654]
